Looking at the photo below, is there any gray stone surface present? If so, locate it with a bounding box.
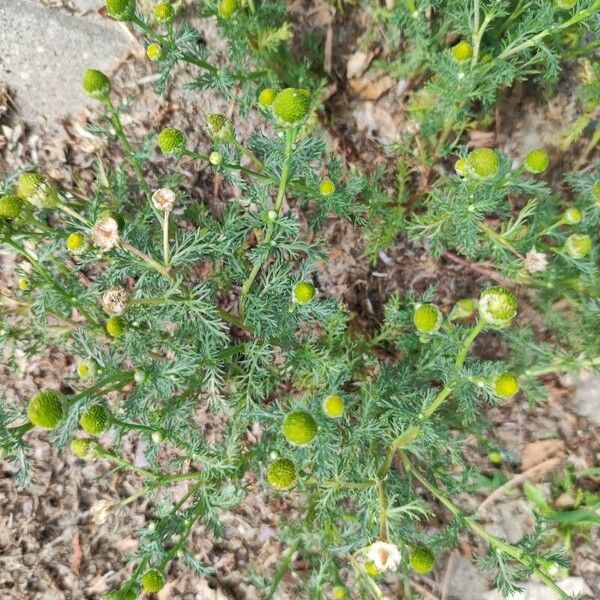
[447,554,490,600]
[572,374,600,426]
[0,0,132,123]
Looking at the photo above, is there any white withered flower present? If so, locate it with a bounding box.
[91,217,120,252]
[366,541,402,572]
[152,188,176,213]
[91,499,114,526]
[524,248,548,273]
[101,288,128,316]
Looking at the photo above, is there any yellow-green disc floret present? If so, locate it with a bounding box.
[141,569,165,593]
[333,586,347,599]
[18,277,30,291]
[479,286,517,327]
[82,69,111,100]
[0,195,24,219]
[466,147,499,179]
[105,0,136,21]
[523,148,550,174]
[563,207,582,225]
[157,127,186,153]
[67,232,86,252]
[493,373,520,398]
[153,1,174,22]
[266,458,298,490]
[413,303,443,334]
[28,390,63,430]
[282,411,317,446]
[258,88,277,107]
[451,41,473,62]
[409,547,436,574]
[454,157,468,176]
[209,151,223,166]
[293,281,316,304]
[319,179,336,196]
[16,172,45,199]
[564,234,592,259]
[71,438,94,459]
[146,42,162,61]
[272,88,311,124]
[77,360,96,378]
[364,561,381,577]
[106,316,126,338]
[80,404,111,435]
[322,394,345,419]
[218,0,237,18]
[488,451,503,465]
[206,113,233,141]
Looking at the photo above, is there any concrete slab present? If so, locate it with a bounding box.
[0,0,132,124]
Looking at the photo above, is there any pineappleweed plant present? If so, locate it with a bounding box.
[1,0,599,599]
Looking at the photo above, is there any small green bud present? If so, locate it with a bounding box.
[451,41,473,62]
[67,232,87,253]
[218,0,237,18]
[106,316,126,338]
[146,42,162,61]
[409,547,436,574]
[71,439,92,459]
[319,179,336,196]
[282,411,317,445]
[153,2,174,22]
[454,157,468,176]
[413,303,443,334]
[272,88,311,124]
[322,394,345,419]
[564,233,592,259]
[266,458,297,490]
[493,373,519,398]
[157,127,186,153]
[293,281,316,304]
[206,113,233,141]
[563,207,582,225]
[258,88,277,107]
[82,69,111,100]
[0,195,24,219]
[80,404,111,435]
[479,286,517,327]
[16,172,57,208]
[488,451,503,465]
[141,569,165,593]
[105,0,136,21]
[450,298,475,320]
[209,151,223,166]
[466,147,499,179]
[18,277,30,291]
[523,148,550,174]
[28,390,63,429]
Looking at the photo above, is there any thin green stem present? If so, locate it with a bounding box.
[231,139,265,170]
[239,126,297,309]
[162,210,170,267]
[266,542,300,600]
[405,459,571,600]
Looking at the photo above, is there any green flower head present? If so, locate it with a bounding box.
[282,411,317,446]
[409,547,436,574]
[141,569,165,593]
[413,303,443,334]
[451,41,473,62]
[157,127,186,153]
[293,281,316,304]
[0,195,24,220]
[272,88,311,124]
[105,0,136,21]
[82,69,111,100]
[466,147,499,179]
[479,286,517,327]
[493,373,520,398]
[523,148,550,174]
[267,458,298,490]
[28,390,64,429]
[80,404,111,435]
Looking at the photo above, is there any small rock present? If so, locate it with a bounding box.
[447,554,490,600]
[572,375,600,426]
